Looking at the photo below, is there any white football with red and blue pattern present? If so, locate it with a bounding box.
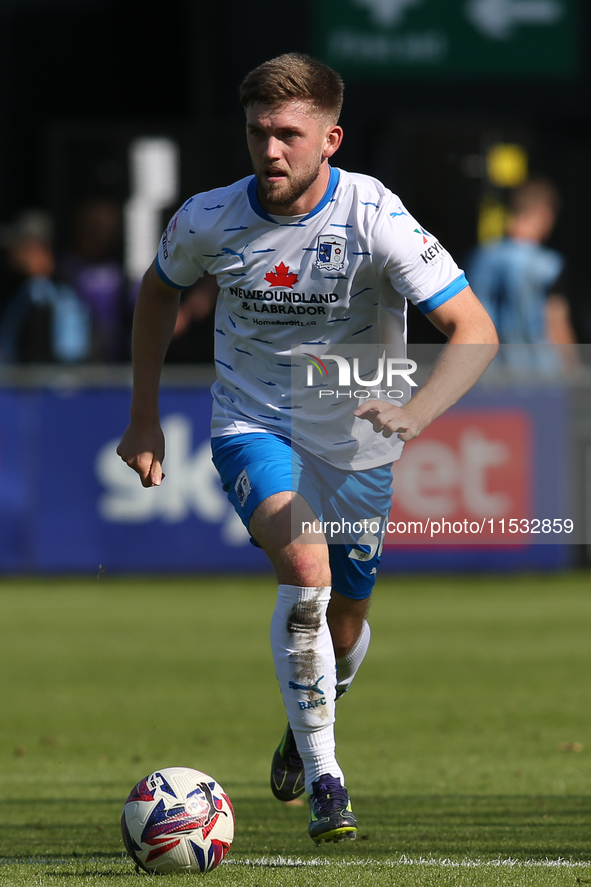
[121,767,234,874]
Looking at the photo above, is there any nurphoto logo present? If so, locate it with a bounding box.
[303,350,417,400]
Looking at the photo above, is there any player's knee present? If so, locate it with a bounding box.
[277,545,331,588]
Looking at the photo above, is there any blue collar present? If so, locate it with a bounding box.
[247,167,340,224]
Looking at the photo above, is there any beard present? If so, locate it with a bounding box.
[257,156,323,209]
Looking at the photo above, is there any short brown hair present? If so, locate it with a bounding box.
[239,53,344,123]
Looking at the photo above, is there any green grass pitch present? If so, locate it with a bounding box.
[1,570,591,886]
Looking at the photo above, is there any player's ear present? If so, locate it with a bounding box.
[323,125,343,158]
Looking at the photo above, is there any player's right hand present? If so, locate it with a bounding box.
[117,421,165,488]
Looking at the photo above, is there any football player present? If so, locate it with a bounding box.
[118,53,498,844]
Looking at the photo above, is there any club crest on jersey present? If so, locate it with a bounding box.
[315,234,346,272]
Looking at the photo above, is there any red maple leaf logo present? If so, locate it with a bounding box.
[264,262,298,288]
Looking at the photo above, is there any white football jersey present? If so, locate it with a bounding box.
[156,167,468,469]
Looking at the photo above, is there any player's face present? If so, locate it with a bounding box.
[246,101,342,216]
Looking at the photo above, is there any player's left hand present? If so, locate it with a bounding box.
[353,400,424,441]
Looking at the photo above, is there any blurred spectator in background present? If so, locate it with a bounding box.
[164,273,218,364]
[0,210,92,364]
[466,178,578,372]
[58,198,128,361]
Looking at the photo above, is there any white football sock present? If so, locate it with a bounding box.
[270,584,344,794]
[335,619,371,699]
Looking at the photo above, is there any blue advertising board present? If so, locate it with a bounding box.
[0,384,573,574]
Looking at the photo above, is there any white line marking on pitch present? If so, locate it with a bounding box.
[223,855,591,868]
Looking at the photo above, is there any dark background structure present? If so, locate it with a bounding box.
[1,0,590,342]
